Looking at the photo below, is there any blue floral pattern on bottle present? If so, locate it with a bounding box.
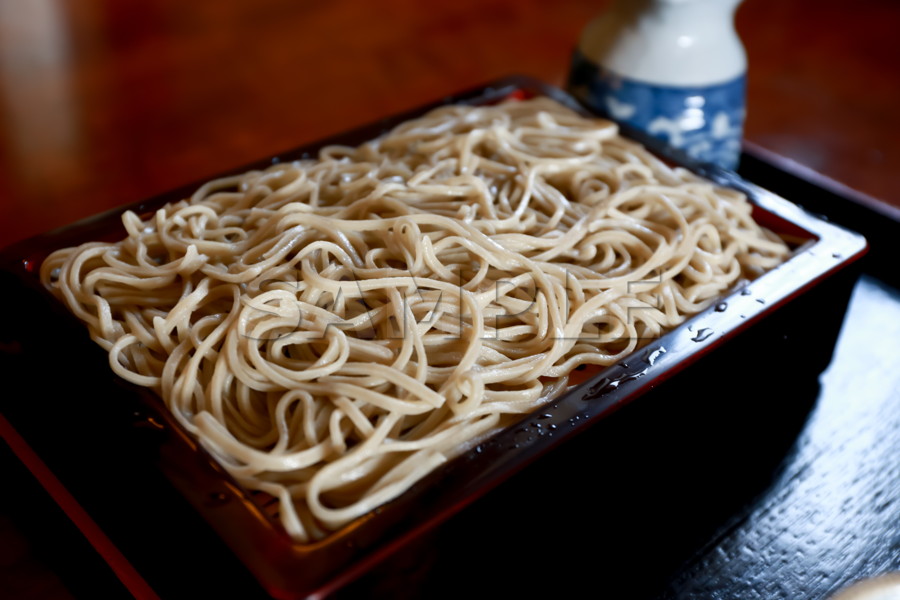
[569,49,746,170]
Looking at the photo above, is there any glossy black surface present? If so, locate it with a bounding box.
[663,274,900,600]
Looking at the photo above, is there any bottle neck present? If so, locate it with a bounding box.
[608,0,742,30]
[579,0,746,86]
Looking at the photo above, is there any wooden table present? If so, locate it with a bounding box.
[0,0,897,251]
[1,2,898,598]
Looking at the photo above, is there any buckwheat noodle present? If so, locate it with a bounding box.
[41,97,789,542]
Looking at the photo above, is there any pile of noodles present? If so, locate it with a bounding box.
[41,97,789,541]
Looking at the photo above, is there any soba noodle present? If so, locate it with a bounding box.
[41,97,789,541]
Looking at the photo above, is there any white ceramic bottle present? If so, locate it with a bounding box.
[568,0,747,169]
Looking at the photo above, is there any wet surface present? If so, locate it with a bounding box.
[662,276,900,600]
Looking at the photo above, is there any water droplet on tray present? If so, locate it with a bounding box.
[646,346,667,365]
[691,328,714,342]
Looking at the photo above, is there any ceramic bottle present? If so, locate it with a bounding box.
[568,0,747,169]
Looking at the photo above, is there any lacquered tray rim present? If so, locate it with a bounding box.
[0,75,868,599]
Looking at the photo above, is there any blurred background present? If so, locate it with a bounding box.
[0,0,897,248]
[1,1,898,598]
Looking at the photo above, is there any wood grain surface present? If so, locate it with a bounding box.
[0,0,897,250]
